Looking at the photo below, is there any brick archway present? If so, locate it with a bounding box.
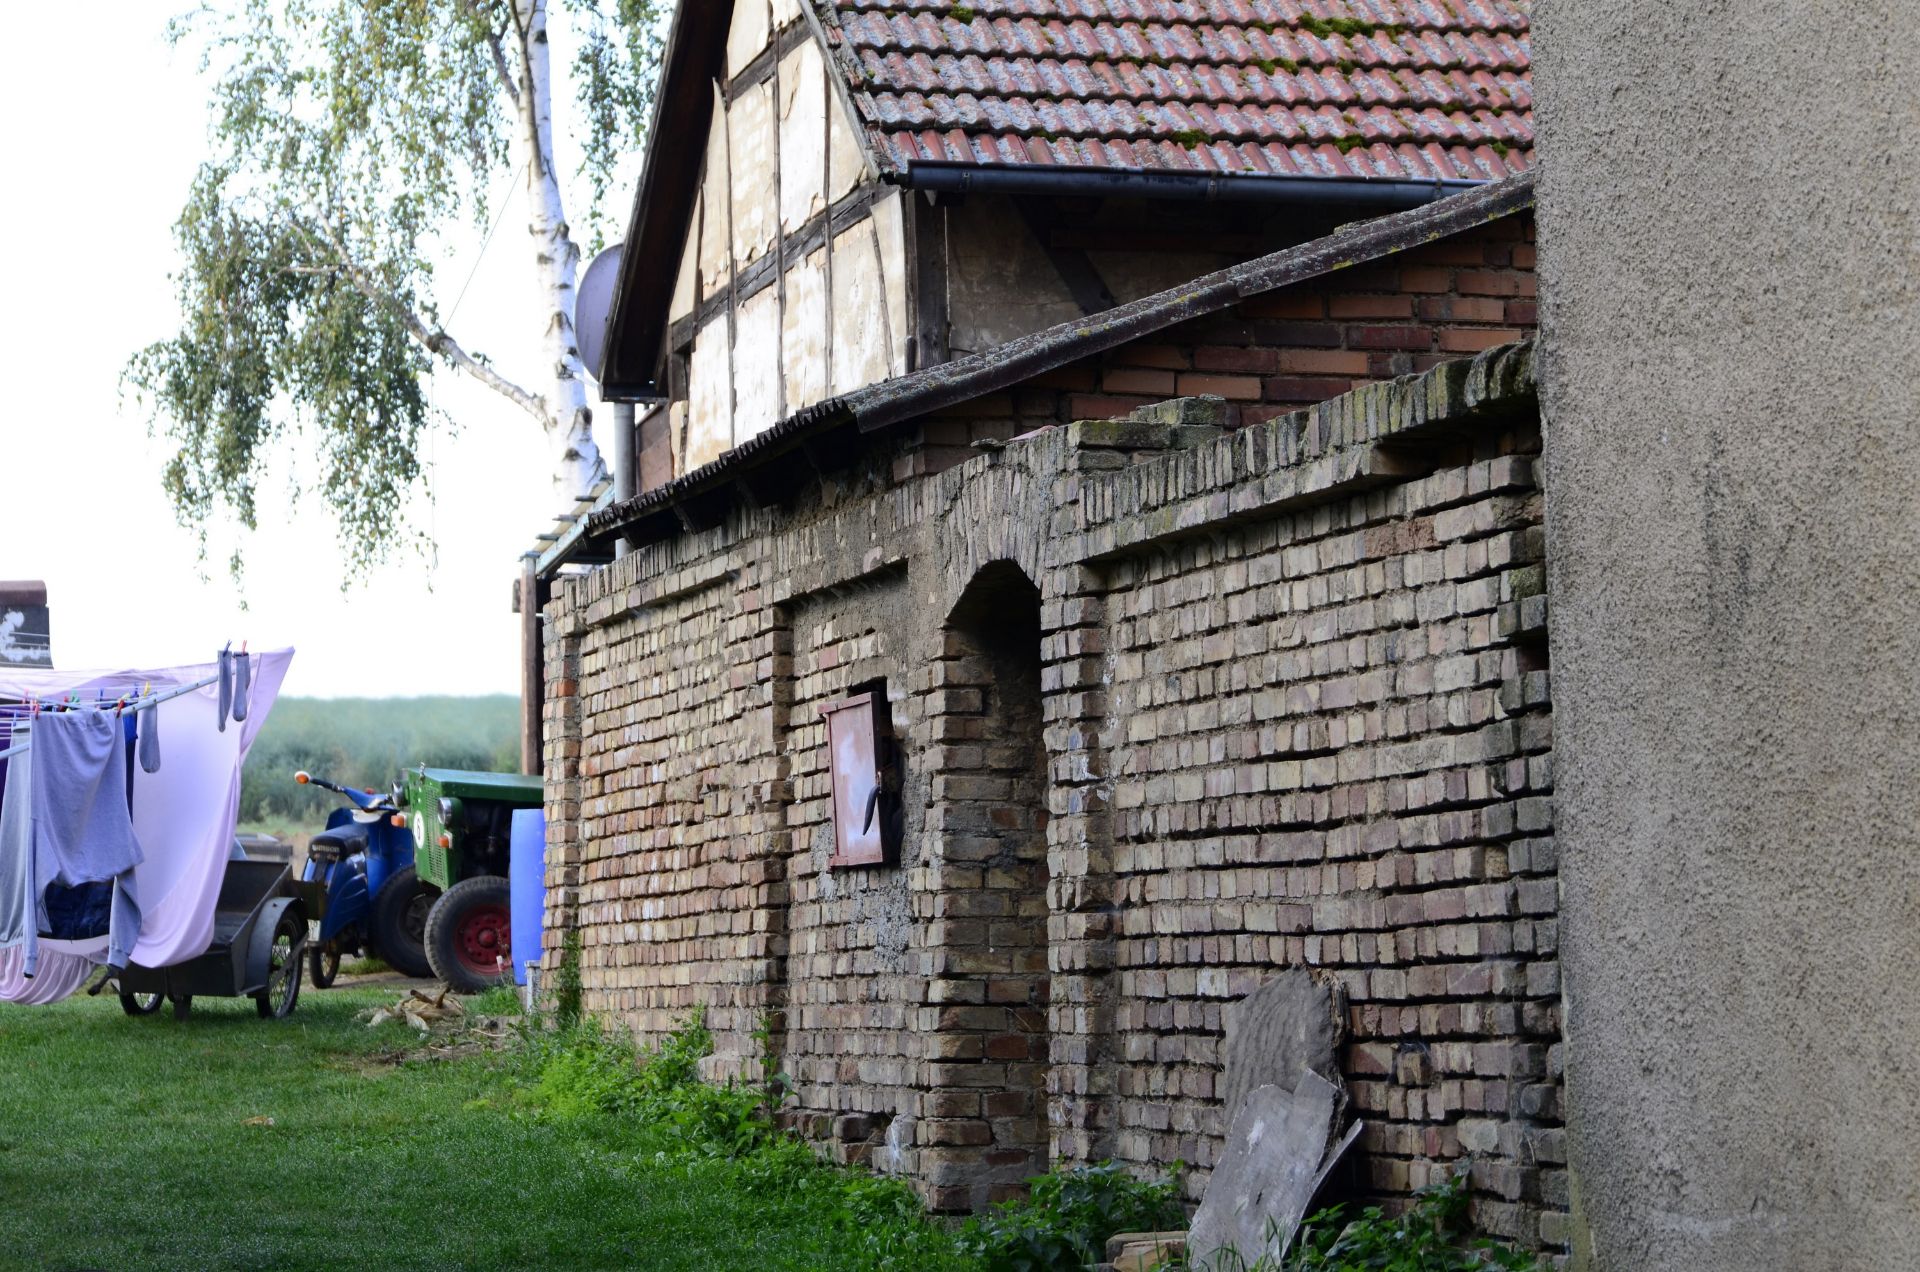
[918,560,1052,1211]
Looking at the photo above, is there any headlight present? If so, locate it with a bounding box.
[438,796,464,828]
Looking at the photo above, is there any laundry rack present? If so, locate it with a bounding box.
[0,669,224,762]
[0,647,299,1013]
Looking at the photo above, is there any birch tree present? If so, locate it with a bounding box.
[126,0,664,571]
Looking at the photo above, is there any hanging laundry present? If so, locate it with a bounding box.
[41,881,113,941]
[0,648,294,1005]
[137,701,160,774]
[24,711,144,976]
[216,646,232,732]
[0,944,99,1005]
[0,731,30,949]
[230,651,251,723]
[127,649,291,970]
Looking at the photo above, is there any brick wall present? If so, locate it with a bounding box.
[547,340,1565,1251]
[543,552,789,1060]
[1094,442,1559,1239]
[781,589,920,1153]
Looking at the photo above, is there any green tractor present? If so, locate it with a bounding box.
[381,766,543,992]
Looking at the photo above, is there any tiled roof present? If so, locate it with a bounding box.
[822,0,1531,183]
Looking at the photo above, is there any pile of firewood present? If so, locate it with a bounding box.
[358,986,466,1033]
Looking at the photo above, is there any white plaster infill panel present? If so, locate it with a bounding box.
[828,66,868,202]
[779,42,829,237]
[870,190,909,378]
[698,84,732,304]
[726,0,772,81]
[733,285,782,447]
[687,319,733,470]
[830,216,893,396]
[729,79,778,270]
[667,399,688,475]
[783,247,830,413]
[670,197,700,327]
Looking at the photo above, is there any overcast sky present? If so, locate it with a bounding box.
[0,5,633,699]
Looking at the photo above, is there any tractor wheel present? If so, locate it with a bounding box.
[254,910,305,1019]
[309,944,341,989]
[119,990,164,1016]
[370,866,434,979]
[425,875,514,993]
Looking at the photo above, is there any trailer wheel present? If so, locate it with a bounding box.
[254,910,305,1019]
[119,990,164,1016]
[309,945,341,989]
[170,994,192,1020]
[425,875,513,993]
[371,866,434,979]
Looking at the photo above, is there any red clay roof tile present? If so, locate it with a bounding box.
[823,0,1530,182]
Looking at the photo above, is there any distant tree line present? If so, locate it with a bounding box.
[241,696,520,826]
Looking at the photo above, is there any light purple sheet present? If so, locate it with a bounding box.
[127,651,290,969]
[0,942,100,1004]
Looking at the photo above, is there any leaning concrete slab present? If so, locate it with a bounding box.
[1218,970,1341,1134]
[1187,1074,1339,1268]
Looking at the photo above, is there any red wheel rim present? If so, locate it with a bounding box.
[453,903,511,978]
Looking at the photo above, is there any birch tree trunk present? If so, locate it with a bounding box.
[512,0,604,500]
[134,0,666,573]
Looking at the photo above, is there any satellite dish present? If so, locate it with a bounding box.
[576,242,625,384]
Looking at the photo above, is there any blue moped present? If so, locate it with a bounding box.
[294,770,432,986]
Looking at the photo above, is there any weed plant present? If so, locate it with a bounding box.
[956,1160,1187,1271]
[465,983,523,1017]
[518,1007,972,1269]
[1184,1170,1544,1272]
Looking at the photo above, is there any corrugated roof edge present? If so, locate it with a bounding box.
[588,168,1535,539]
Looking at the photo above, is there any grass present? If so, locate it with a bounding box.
[0,988,967,1271]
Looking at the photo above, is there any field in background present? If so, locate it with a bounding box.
[241,695,519,835]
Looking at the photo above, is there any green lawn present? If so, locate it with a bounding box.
[0,988,956,1271]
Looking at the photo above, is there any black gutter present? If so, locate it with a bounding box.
[898,161,1485,209]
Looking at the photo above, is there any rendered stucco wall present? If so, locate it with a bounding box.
[1535,5,1920,1268]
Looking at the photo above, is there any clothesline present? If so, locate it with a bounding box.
[0,671,223,763]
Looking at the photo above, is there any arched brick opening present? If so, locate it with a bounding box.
[920,560,1051,1211]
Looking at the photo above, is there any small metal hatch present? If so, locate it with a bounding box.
[820,690,894,867]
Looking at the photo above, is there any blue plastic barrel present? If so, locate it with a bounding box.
[509,808,548,986]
